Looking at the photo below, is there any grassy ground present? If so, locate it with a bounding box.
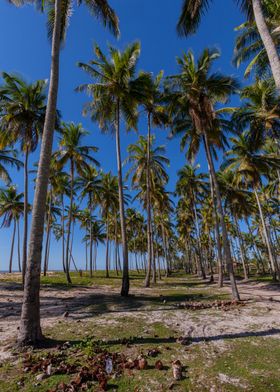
[0,271,280,391]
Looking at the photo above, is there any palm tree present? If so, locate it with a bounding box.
[54,122,99,283]
[177,0,280,91]
[0,186,24,273]
[0,73,47,281]
[223,131,280,280]
[166,48,240,300]
[17,0,119,346]
[83,219,106,272]
[126,135,169,286]
[77,42,142,296]
[77,166,101,277]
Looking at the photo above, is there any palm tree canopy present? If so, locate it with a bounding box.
[0,148,23,184]
[77,42,142,132]
[0,186,24,227]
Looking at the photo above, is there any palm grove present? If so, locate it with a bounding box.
[0,0,278,345]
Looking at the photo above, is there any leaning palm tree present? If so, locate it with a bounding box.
[223,131,280,280]
[77,42,142,296]
[0,186,24,273]
[126,135,170,286]
[177,0,280,91]
[165,48,240,300]
[17,0,119,346]
[0,73,47,281]
[54,122,99,283]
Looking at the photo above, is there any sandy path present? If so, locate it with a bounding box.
[0,278,279,361]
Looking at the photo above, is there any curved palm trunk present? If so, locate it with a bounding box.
[17,0,62,345]
[22,148,29,283]
[17,219,21,273]
[209,172,223,287]
[145,113,152,287]
[65,160,73,284]
[115,100,129,296]
[9,219,16,273]
[253,187,279,280]
[252,0,280,91]
[203,134,240,300]
[234,215,248,281]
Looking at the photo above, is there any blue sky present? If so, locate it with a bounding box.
[0,0,246,271]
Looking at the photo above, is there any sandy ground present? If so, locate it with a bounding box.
[0,276,280,362]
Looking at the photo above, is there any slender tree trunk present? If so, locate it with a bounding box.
[252,0,280,91]
[203,134,240,300]
[85,240,88,272]
[9,219,16,273]
[61,195,66,273]
[193,196,206,279]
[89,193,93,278]
[43,191,52,276]
[115,100,129,296]
[105,218,109,278]
[22,148,29,283]
[209,172,223,287]
[234,215,248,281]
[253,187,279,280]
[17,219,21,273]
[65,160,73,284]
[145,112,152,287]
[17,0,62,345]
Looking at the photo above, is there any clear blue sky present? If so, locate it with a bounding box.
[0,0,245,271]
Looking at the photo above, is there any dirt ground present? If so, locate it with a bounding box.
[0,274,280,363]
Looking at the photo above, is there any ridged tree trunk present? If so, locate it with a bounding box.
[17,0,62,345]
[253,187,279,280]
[115,100,129,297]
[43,190,52,276]
[105,217,110,278]
[9,219,16,273]
[22,148,29,283]
[203,134,240,300]
[193,197,206,279]
[145,113,152,287]
[89,193,93,278]
[252,0,280,91]
[65,160,73,284]
[61,195,66,273]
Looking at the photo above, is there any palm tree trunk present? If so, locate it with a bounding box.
[22,148,29,283]
[203,134,240,300]
[115,100,129,296]
[252,0,280,91]
[17,219,21,273]
[253,187,279,280]
[65,160,73,284]
[105,218,110,278]
[145,112,152,287]
[193,195,206,279]
[9,219,16,273]
[89,193,93,278]
[61,195,66,273]
[209,172,223,287]
[234,215,248,281]
[17,0,62,345]
[43,192,52,276]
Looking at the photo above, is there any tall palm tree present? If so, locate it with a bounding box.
[0,73,47,281]
[223,131,280,280]
[77,42,142,296]
[17,0,119,346]
[177,0,280,90]
[126,135,169,286]
[166,48,240,300]
[0,186,24,273]
[54,122,99,283]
